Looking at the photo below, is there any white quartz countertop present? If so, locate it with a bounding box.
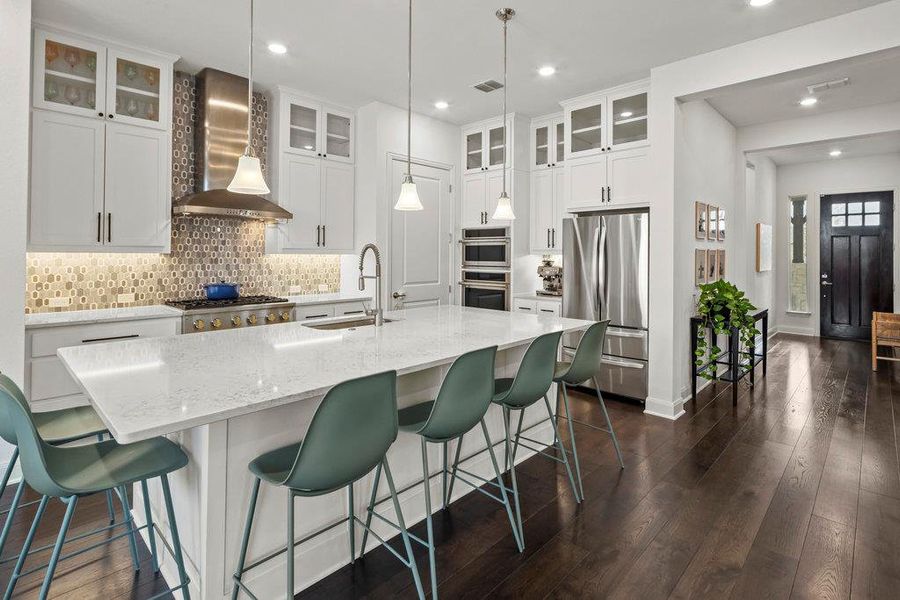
[58,305,591,443]
[514,293,562,302]
[288,291,371,305]
[25,305,183,329]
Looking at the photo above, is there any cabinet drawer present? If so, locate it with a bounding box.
[30,357,82,401]
[536,301,561,316]
[513,299,537,313]
[31,318,179,358]
[336,302,368,317]
[296,305,335,320]
[597,355,648,400]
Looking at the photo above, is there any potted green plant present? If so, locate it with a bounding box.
[694,279,759,380]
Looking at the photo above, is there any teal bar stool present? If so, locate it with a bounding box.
[0,375,192,600]
[383,346,522,599]
[449,330,579,546]
[554,320,625,502]
[231,370,425,600]
[0,374,118,564]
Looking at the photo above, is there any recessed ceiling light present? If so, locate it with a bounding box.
[434,100,449,110]
[538,66,556,77]
[829,149,842,157]
[620,111,633,118]
[749,0,774,6]
[267,42,287,55]
[799,96,818,107]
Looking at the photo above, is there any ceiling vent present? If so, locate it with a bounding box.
[806,77,850,95]
[473,79,504,93]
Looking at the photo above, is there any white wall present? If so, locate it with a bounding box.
[671,99,739,403]
[648,0,900,418]
[341,101,460,298]
[775,153,900,335]
[746,156,777,323]
[0,0,31,481]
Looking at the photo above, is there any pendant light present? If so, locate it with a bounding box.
[228,0,270,195]
[492,8,516,220]
[394,0,424,210]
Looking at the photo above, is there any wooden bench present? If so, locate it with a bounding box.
[872,312,900,371]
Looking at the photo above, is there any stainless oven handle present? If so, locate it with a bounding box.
[606,327,647,339]
[459,237,511,244]
[458,281,510,290]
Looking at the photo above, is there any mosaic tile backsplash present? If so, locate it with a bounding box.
[26,72,341,313]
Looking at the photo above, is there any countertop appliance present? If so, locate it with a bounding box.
[460,227,511,269]
[165,295,296,333]
[562,210,649,401]
[536,256,562,296]
[459,269,510,311]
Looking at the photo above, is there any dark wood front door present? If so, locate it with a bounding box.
[820,191,893,340]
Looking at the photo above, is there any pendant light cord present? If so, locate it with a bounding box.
[246,0,254,154]
[501,14,507,196]
[407,0,413,177]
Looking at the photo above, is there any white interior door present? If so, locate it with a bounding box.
[390,159,452,310]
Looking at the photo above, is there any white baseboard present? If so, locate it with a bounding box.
[775,325,817,337]
[644,395,685,420]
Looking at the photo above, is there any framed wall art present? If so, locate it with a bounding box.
[695,202,708,239]
[707,205,719,240]
[717,249,726,278]
[756,223,773,272]
[717,208,726,241]
[695,248,707,287]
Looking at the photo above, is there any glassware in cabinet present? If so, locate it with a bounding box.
[34,30,105,118]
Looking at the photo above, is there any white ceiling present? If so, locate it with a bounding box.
[751,131,900,166]
[34,0,894,124]
[707,48,900,127]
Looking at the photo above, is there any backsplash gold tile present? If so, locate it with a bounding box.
[26,71,341,314]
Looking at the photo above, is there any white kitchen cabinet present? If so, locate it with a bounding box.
[463,119,509,174]
[103,123,170,248]
[562,82,648,160]
[29,111,106,249]
[461,170,515,227]
[530,167,566,252]
[537,300,561,316]
[532,116,565,169]
[105,47,172,130]
[565,146,650,212]
[513,298,537,313]
[272,154,355,253]
[276,88,354,164]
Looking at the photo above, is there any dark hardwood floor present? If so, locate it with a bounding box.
[3,333,900,599]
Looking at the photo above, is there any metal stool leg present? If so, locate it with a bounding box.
[560,384,585,501]
[480,419,523,552]
[39,495,78,599]
[99,433,116,524]
[543,394,580,503]
[502,407,524,546]
[382,458,425,600]
[4,495,48,600]
[348,483,355,564]
[117,485,141,571]
[0,448,18,506]
[510,409,524,468]
[594,377,625,469]
[231,477,260,600]
[160,474,192,600]
[287,490,295,600]
[0,479,25,560]
[358,462,382,559]
[420,439,438,599]
[444,435,463,506]
[441,441,448,510]
[140,480,160,573]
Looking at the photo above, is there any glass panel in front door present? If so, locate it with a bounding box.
[489,125,506,167]
[289,104,318,152]
[325,112,351,158]
[611,93,648,146]
[43,39,99,112]
[535,126,548,167]
[114,58,161,123]
[570,104,603,153]
[555,122,565,163]
[466,131,483,170]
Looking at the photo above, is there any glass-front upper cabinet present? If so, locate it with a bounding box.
[107,49,170,129]
[325,109,353,162]
[567,102,604,158]
[466,131,484,172]
[288,101,319,155]
[33,29,106,119]
[609,90,648,150]
[532,117,565,169]
[277,89,355,163]
[464,120,510,174]
[488,124,506,169]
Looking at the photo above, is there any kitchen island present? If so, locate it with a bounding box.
[58,305,592,599]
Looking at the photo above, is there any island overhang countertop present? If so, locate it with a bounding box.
[58,305,592,443]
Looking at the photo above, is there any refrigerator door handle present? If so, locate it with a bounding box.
[597,217,608,321]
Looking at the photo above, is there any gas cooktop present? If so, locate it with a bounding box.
[165,295,290,311]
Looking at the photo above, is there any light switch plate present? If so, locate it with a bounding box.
[47,297,70,308]
[117,293,136,303]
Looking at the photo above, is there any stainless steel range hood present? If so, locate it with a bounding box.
[172,68,292,222]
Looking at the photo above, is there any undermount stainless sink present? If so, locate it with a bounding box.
[303,317,395,331]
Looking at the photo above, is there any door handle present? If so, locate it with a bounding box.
[316,225,321,246]
[322,225,325,246]
[607,186,611,202]
[601,187,606,202]
[107,213,111,242]
[96,212,101,243]
[547,228,550,247]
[392,291,406,299]
[552,228,556,247]
[821,281,833,286]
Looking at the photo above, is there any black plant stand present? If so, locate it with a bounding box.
[690,309,768,406]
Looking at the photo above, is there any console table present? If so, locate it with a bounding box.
[690,308,769,406]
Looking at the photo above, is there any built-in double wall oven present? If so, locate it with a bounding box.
[460,227,510,311]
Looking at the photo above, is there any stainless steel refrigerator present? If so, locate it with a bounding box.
[562,210,649,401]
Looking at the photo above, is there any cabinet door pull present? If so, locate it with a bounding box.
[82,334,139,344]
[547,228,550,247]
[607,186,611,202]
[552,228,556,247]
[322,225,326,246]
[96,212,101,243]
[316,225,321,246]
[601,187,606,203]
[304,313,329,319]
[107,213,112,242]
